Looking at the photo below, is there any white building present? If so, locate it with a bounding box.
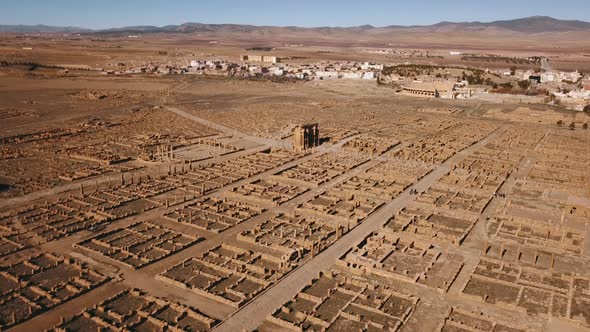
[342,72,363,79]
[540,70,580,83]
[541,72,556,82]
[360,62,383,71]
[271,68,284,76]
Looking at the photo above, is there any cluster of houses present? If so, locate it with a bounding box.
[306,61,382,80]
[386,66,589,109]
[99,54,588,110]
[508,69,589,110]
[102,58,384,81]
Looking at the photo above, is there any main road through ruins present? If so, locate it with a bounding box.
[167,106,288,148]
[213,126,508,332]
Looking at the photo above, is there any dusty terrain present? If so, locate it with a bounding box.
[0,34,590,332]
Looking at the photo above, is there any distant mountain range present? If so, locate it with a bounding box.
[0,24,92,33]
[2,16,590,35]
[427,16,590,33]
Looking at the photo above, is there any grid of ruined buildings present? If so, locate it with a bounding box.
[336,127,538,287]
[502,130,590,227]
[342,135,400,156]
[149,123,517,318]
[276,151,369,187]
[391,121,499,165]
[255,126,590,331]
[260,268,540,332]
[159,204,346,312]
[325,125,507,249]
[364,127,590,328]
[47,288,218,331]
[158,242,295,309]
[0,149,299,259]
[436,306,530,332]
[155,151,383,309]
[3,149,409,318]
[163,151,367,234]
[274,151,408,227]
[48,132,243,166]
[76,220,202,269]
[225,178,310,208]
[154,129,493,318]
[0,109,246,197]
[338,229,464,293]
[335,126,559,301]
[222,139,429,209]
[486,128,589,254]
[3,119,589,330]
[154,148,407,307]
[385,127,529,247]
[0,253,109,329]
[264,271,419,331]
[458,129,590,326]
[460,241,590,326]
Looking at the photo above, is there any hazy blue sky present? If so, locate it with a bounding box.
[1,0,589,29]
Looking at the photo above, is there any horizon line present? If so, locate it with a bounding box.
[2,15,589,31]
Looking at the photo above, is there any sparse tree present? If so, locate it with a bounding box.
[517,80,531,90]
[557,120,564,127]
[583,123,588,130]
[501,82,513,89]
[569,122,576,130]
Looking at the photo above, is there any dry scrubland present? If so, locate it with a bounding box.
[0,35,589,332]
